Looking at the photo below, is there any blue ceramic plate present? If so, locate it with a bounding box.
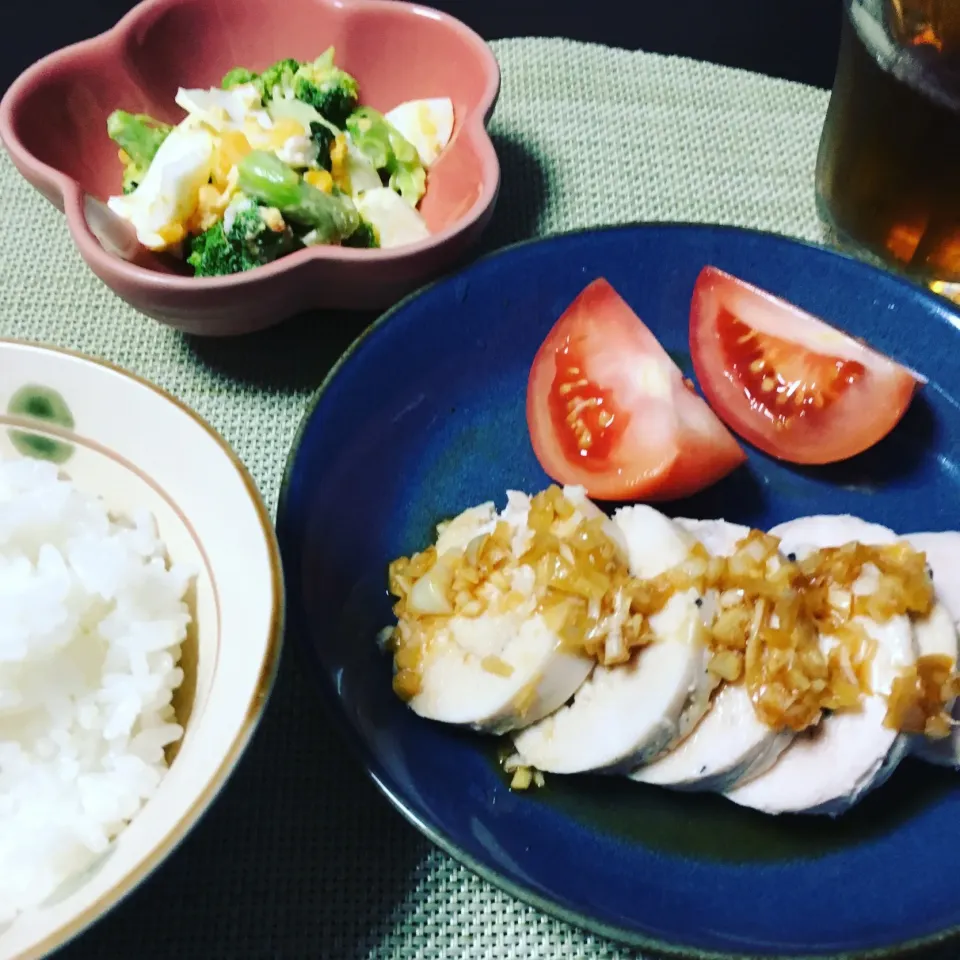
[277,224,960,960]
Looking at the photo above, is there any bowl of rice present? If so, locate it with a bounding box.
[0,339,283,960]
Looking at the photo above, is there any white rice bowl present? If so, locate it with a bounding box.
[0,456,192,924]
[0,339,282,960]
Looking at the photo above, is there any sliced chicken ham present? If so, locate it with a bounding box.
[907,533,960,623]
[630,518,794,792]
[725,515,918,816]
[904,532,960,768]
[510,506,713,774]
[405,492,595,735]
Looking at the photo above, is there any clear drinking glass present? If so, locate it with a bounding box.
[815,0,960,300]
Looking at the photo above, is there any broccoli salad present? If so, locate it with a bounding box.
[105,50,454,277]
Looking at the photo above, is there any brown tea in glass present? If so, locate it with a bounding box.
[816,0,960,296]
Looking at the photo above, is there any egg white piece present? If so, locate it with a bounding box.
[107,124,215,251]
[222,194,254,236]
[385,98,454,168]
[356,187,429,248]
[630,518,794,793]
[275,134,318,168]
[725,515,918,817]
[904,532,960,768]
[175,85,264,132]
[510,506,714,775]
[405,490,595,736]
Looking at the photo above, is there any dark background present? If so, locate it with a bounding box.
[4,0,844,95]
[6,2,846,958]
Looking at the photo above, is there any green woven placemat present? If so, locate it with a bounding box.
[1,38,830,960]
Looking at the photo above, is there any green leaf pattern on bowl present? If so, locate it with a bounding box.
[7,384,76,463]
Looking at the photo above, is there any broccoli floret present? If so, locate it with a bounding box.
[342,220,379,249]
[187,222,244,277]
[222,67,258,89]
[293,48,359,128]
[231,203,299,262]
[308,121,336,172]
[106,110,173,194]
[186,202,297,277]
[254,57,301,103]
[345,107,426,207]
[294,76,358,129]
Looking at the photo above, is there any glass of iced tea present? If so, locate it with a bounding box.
[816,0,960,299]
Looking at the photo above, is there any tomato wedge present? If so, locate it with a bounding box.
[526,278,747,501]
[688,266,926,465]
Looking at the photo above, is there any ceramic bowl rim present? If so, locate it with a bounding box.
[276,220,960,960]
[0,0,502,294]
[0,337,286,960]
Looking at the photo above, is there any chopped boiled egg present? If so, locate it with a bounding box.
[212,131,253,190]
[329,134,350,193]
[266,117,306,147]
[276,134,317,169]
[304,169,334,193]
[259,207,285,232]
[188,166,240,234]
[222,194,253,235]
[241,116,278,152]
[385,98,454,168]
[107,125,215,251]
[356,187,429,249]
[175,85,264,133]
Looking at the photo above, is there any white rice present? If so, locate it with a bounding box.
[0,456,192,923]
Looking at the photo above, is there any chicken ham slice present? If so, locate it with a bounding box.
[405,492,595,735]
[510,506,713,775]
[904,532,960,768]
[725,515,917,816]
[630,518,794,792]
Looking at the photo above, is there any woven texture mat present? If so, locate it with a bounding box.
[1,38,829,959]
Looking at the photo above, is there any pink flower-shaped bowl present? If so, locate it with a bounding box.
[0,0,501,336]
